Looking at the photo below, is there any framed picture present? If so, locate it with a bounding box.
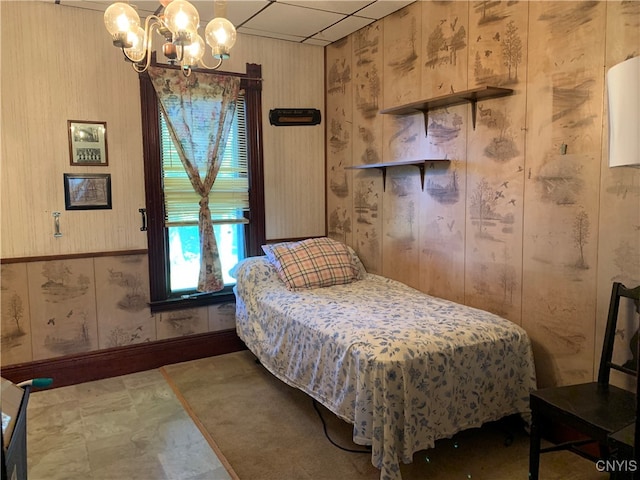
[64,173,112,210]
[68,120,108,166]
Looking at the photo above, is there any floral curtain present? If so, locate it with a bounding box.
[148,66,240,292]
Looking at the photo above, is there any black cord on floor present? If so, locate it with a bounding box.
[312,399,372,454]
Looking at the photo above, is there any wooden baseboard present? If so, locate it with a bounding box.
[0,330,246,390]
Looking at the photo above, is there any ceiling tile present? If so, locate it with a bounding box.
[63,1,269,26]
[315,15,374,42]
[237,26,307,44]
[303,37,332,47]
[242,2,346,38]
[66,1,160,16]
[199,1,269,26]
[280,1,373,15]
[356,0,414,20]
[53,0,417,46]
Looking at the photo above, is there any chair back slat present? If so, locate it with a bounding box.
[529,282,640,480]
[597,283,640,386]
[608,362,637,377]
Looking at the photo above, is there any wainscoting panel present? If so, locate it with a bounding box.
[1,252,237,372]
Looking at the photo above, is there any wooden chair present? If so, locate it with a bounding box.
[607,320,640,480]
[607,421,638,480]
[529,282,640,480]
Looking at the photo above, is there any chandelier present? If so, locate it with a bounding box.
[104,0,236,74]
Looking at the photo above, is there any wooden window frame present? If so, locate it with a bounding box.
[139,62,265,313]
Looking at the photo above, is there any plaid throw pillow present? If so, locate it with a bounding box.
[262,238,360,290]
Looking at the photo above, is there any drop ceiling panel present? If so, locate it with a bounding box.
[237,27,307,43]
[64,1,163,16]
[242,2,346,38]
[208,1,269,26]
[280,1,373,15]
[53,0,417,45]
[356,0,414,19]
[312,14,373,42]
[303,37,332,47]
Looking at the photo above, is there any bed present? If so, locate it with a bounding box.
[232,238,537,480]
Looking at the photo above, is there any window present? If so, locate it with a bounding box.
[161,100,247,291]
[140,63,265,312]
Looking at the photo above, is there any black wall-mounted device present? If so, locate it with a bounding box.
[269,108,321,126]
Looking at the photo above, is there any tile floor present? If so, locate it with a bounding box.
[24,369,232,480]
[18,360,613,480]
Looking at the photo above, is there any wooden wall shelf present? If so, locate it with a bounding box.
[379,86,513,135]
[346,159,449,191]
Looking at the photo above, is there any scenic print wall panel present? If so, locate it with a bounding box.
[420,0,469,97]
[463,1,529,323]
[469,2,526,88]
[208,302,236,331]
[94,255,154,348]
[327,37,354,247]
[522,1,607,386]
[352,171,383,274]
[352,22,385,273]
[382,113,431,164]
[27,258,98,360]
[382,1,422,107]
[324,1,639,390]
[1,263,33,365]
[382,166,421,288]
[157,307,208,340]
[418,108,468,304]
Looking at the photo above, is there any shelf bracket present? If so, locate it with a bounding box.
[414,163,426,191]
[346,159,449,193]
[374,166,388,191]
[470,99,477,130]
[422,110,429,137]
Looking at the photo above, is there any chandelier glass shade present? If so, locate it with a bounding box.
[104,0,236,74]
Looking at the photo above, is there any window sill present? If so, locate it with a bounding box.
[149,290,236,314]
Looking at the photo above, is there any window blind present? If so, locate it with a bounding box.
[161,95,249,226]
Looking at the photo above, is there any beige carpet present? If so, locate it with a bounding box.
[161,350,607,480]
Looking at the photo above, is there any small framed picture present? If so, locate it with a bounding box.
[64,173,112,210]
[68,120,108,166]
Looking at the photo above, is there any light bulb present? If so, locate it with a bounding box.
[164,0,199,46]
[104,2,140,48]
[124,27,146,63]
[205,17,236,59]
[182,35,205,67]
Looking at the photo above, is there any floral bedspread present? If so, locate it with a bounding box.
[233,256,537,480]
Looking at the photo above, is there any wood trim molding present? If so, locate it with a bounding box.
[1,330,246,390]
[1,249,148,264]
[245,63,266,257]
[139,70,169,303]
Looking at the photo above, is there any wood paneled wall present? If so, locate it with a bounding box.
[0,1,325,368]
[222,34,326,240]
[326,0,640,388]
[0,1,325,260]
[1,3,146,258]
